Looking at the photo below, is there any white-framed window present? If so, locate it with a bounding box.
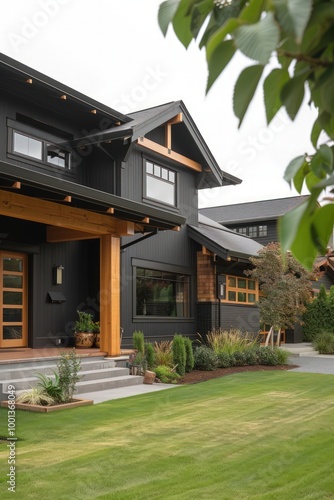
[258,225,268,237]
[145,161,176,206]
[249,226,258,238]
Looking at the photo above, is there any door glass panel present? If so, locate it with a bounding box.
[3,308,22,322]
[3,258,23,272]
[3,275,23,288]
[3,326,22,340]
[238,278,247,289]
[3,291,22,305]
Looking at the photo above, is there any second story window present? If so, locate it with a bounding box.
[145,161,176,206]
[9,120,71,171]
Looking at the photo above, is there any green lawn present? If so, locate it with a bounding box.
[1,371,334,499]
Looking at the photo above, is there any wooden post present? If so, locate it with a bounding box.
[99,235,121,356]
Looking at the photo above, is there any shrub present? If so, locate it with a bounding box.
[172,334,186,376]
[155,365,181,384]
[194,346,219,371]
[17,387,55,406]
[36,372,64,403]
[313,331,334,354]
[133,330,145,355]
[217,351,232,368]
[233,351,247,366]
[56,350,82,403]
[257,347,279,366]
[303,285,332,341]
[184,337,194,372]
[144,342,155,371]
[243,348,259,366]
[275,348,290,365]
[153,340,173,367]
[206,328,258,355]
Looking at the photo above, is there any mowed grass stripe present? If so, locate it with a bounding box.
[1,371,334,499]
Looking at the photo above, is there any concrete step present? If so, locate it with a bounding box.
[75,374,144,394]
[281,343,319,357]
[0,355,141,401]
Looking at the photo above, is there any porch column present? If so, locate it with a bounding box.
[99,235,121,356]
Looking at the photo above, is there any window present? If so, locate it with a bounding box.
[238,227,247,235]
[224,275,258,305]
[9,123,71,170]
[136,267,189,317]
[258,225,268,237]
[249,226,258,238]
[145,161,176,206]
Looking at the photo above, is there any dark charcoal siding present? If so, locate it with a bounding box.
[225,220,277,245]
[121,144,198,225]
[196,302,260,336]
[120,227,197,349]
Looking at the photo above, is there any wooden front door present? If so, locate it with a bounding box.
[0,252,28,348]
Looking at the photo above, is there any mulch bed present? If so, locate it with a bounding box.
[178,364,299,384]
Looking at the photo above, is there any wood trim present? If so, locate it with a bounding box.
[0,189,117,235]
[99,235,121,356]
[137,137,202,172]
[46,227,99,242]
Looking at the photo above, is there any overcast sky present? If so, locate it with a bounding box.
[0,0,318,208]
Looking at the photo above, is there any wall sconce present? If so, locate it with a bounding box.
[53,265,64,285]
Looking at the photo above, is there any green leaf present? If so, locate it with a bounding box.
[305,170,323,192]
[273,0,313,43]
[158,0,180,36]
[310,118,323,149]
[234,12,280,64]
[320,66,334,113]
[190,0,213,39]
[319,144,333,169]
[279,199,309,254]
[314,173,334,190]
[239,0,264,23]
[280,74,306,120]
[233,64,264,127]
[172,0,194,48]
[283,155,306,186]
[206,39,236,92]
[206,17,242,61]
[311,204,334,254]
[263,68,290,124]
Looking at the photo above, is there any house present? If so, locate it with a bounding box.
[0,53,263,357]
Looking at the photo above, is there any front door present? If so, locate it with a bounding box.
[0,252,28,348]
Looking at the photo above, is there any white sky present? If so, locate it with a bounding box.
[0,0,318,208]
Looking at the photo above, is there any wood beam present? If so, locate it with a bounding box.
[0,189,117,235]
[46,227,99,242]
[168,113,183,125]
[99,235,121,356]
[114,220,135,236]
[137,137,202,172]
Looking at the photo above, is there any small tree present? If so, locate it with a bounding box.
[56,350,82,403]
[246,242,319,345]
[184,337,194,373]
[303,284,333,340]
[172,334,186,376]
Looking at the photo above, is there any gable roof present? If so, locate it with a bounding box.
[188,214,263,261]
[70,101,242,190]
[199,195,310,225]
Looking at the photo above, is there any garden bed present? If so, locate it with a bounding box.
[1,398,93,413]
[179,364,298,384]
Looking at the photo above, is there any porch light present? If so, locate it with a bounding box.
[53,265,64,285]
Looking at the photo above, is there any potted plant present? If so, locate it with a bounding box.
[73,310,96,348]
[93,321,101,348]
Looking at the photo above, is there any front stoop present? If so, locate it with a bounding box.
[0,356,143,402]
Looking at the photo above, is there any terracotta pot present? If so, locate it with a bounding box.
[94,333,100,348]
[74,332,96,348]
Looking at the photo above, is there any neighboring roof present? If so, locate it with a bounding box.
[199,196,310,225]
[70,101,242,190]
[188,214,263,261]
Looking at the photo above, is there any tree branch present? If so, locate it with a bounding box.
[277,50,332,68]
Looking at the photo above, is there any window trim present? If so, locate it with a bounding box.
[143,158,177,208]
[221,274,258,305]
[132,259,193,320]
[7,119,71,172]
